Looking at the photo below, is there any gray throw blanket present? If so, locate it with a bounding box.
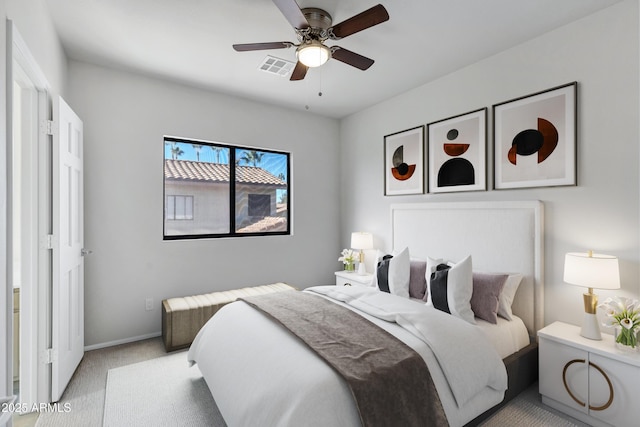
[240,291,449,427]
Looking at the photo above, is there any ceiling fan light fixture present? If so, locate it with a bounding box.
[297,40,330,67]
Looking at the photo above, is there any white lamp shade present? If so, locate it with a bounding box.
[563,252,620,290]
[351,232,373,250]
[296,41,330,67]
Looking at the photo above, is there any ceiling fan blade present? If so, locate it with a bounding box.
[329,4,389,39]
[272,0,309,30]
[290,61,308,80]
[331,47,374,70]
[233,42,293,52]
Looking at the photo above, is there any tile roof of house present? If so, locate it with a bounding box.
[164,159,286,187]
[237,216,288,233]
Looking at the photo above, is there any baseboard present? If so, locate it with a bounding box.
[84,332,162,351]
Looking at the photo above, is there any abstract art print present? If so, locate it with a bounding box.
[427,108,486,193]
[384,126,424,195]
[493,82,577,189]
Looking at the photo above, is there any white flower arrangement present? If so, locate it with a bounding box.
[598,296,640,348]
[338,249,357,266]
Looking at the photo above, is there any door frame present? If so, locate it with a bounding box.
[7,20,52,407]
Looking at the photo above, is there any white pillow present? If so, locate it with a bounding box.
[388,247,410,298]
[426,255,475,324]
[497,274,523,320]
[374,247,410,298]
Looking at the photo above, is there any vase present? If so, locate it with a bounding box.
[614,326,639,352]
[344,263,355,272]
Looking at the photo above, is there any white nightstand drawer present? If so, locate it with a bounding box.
[539,337,589,414]
[334,271,373,287]
[588,352,640,426]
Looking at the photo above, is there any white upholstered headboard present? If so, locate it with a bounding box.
[391,201,544,335]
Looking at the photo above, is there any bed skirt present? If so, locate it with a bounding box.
[465,341,539,426]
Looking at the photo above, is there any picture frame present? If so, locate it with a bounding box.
[493,82,577,189]
[427,108,487,193]
[384,126,425,196]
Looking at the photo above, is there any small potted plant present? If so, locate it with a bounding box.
[339,249,357,272]
[599,296,640,350]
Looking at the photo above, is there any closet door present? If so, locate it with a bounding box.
[51,96,84,402]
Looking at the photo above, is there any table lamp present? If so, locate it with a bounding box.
[351,232,373,275]
[563,251,620,340]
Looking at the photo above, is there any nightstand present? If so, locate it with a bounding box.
[334,271,373,287]
[538,321,640,427]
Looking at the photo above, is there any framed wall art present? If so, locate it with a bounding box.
[384,126,425,195]
[493,82,577,189]
[427,108,486,193]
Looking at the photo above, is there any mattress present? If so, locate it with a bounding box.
[409,296,530,359]
[475,315,530,359]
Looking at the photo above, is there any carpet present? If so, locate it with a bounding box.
[103,351,226,427]
[36,338,168,427]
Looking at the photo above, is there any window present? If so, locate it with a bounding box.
[166,195,194,220]
[248,194,271,217]
[163,136,290,239]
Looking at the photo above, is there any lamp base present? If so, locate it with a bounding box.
[581,312,602,340]
[357,263,367,275]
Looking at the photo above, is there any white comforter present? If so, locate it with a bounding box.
[188,286,507,427]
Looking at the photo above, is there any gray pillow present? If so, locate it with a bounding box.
[408,259,427,299]
[470,273,508,324]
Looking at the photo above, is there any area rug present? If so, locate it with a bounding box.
[103,351,226,426]
[479,387,583,427]
[480,399,581,426]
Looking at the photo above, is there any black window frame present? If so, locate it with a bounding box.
[163,136,291,240]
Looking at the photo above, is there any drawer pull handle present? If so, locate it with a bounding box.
[562,359,586,407]
[587,361,614,411]
[562,359,614,411]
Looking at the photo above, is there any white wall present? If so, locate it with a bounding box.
[67,62,340,347]
[339,0,640,328]
[6,0,67,96]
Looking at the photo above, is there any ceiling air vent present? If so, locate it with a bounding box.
[258,56,295,77]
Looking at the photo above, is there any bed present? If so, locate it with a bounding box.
[188,201,544,426]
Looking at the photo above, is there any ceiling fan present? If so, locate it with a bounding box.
[232,0,389,81]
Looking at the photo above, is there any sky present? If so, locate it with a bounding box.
[164,140,288,182]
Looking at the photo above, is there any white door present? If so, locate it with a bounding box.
[51,97,84,402]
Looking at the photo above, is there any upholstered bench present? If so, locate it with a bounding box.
[162,282,296,352]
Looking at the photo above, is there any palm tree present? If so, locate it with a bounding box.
[278,191,288,204]
[171,145,184,160]
[192,144,202,161]
[165,141,175,159]
[239,150,264,167]
[210,146,224,164]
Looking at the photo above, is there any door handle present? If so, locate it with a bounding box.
[587,361,614,411]
[80,248,93,256]
[563,359,586,407]
[562,358,614,411]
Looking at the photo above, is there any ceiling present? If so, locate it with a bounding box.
[45,0,621,118]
